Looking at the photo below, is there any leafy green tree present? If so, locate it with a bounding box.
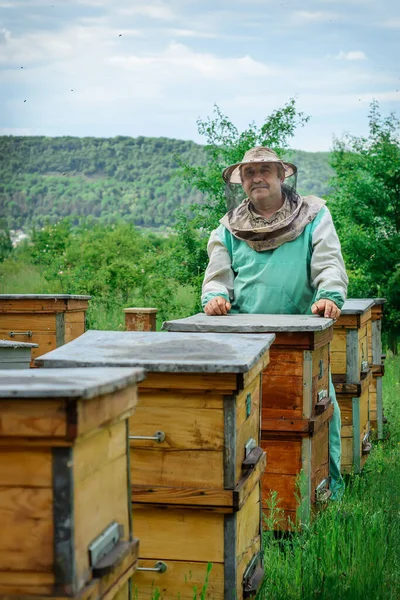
[329,101,400,350]
[173,99,310,303]
[0,219,12,263]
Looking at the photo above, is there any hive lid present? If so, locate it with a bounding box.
[0,339,38,348]
[341,299,375,314]
[0,367,145,399]
[162,313,333,333]
[35,330,275,374]
[0,294,91,300]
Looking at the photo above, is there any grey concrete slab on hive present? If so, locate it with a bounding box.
[0,339,38,348]
[35,330,275,374]
[341,299,375,315]
[162,313,333,333]
[0,367,145,399]
[0,294,91,300]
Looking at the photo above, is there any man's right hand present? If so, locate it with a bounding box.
[204,296,232,316]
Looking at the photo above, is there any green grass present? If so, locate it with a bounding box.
[258,354,400,600]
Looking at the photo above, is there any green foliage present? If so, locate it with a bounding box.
[6,219,197,326]
[174,100,310,297]
[0,219,12,263]
[0,134,332,232]
[328,102,400,338]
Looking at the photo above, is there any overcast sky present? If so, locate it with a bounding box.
[1,0,399,151]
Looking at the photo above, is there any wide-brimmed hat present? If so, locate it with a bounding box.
[222,146,297,184]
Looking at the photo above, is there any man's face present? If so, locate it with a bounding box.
[240,162,284,204]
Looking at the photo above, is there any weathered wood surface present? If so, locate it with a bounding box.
[0,339,38,348]
[0,367,144,399]
[36,330,275,374]
[163,313,334,332]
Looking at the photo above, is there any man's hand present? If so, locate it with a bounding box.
[311,299,341,320]
[204,296,232,316]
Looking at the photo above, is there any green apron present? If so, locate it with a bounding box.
[208,210,344,498]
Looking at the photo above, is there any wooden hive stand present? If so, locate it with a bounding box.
[36,330,275,600]
[0,366,144,599]
[0,294,91,366]
[162,314,335,530]
[331,299,374,473]
[366,298,386,440]
[0,339,38,369]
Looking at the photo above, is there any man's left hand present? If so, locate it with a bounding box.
[311,299,341,320]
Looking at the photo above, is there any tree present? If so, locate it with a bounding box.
[329,101,400,351]
[173,99,310,304]
[0,219,12,263]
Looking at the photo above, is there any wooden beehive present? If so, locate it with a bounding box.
[0,339,38,369]
[37,330,275,600]
[0,294,91,365]
[124,307,158,332]
[331,299,374,472]
[162,314,335,528]
[367,298,386,440]
[0,367,144,598]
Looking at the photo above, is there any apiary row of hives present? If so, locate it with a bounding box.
[0,294,385,600]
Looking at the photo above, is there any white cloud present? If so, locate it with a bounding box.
[168,28,218,39]
[108,42,275,81]
[118,3,176,21]
[291,10,342,25]
[335,51,367,61]
[380,18,400,28]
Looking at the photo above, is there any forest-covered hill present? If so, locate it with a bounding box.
[0,136,334,230]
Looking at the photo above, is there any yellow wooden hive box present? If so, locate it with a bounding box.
[0,294,91,365]
[0,366,144,599]
[331,299,374,473]
[37,330,275,600]
[162,314,335,529]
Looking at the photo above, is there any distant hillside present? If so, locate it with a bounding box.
[0,136,334,230]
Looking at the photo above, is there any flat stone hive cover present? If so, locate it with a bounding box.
[0,294,91,300]
[162,313,333,333]
[0,340,38,348]
[0,367,145,398]
[36,330,275,374]
[341,299,375,315]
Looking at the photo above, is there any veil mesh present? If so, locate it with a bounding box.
[224,172,299,212]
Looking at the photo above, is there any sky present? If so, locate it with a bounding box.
[1,0,399,151]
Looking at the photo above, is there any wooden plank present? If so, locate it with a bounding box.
[261,417,311,433]
[0,314,56,332]
[224,513,236,600]
[73,422,126,483]
[261,473,297,511]
[132,505,224,562]
[64,311,86,325]
[334,314,359,328]
[139,373,237,392]
[129,402,224,450]
[96,540,139,598]
[266,348,304,377]
[236,484,260,566]
[130,448,223,489]
[360,308,372,328]
[262,373,303,416]
[65,322,85,344]
[74,453,130,591]
[0,399,66,438]
[240,350,269,390]
[224,394,237,490]
[132,559,224,600]
[0,487,53,571]
[135,391,223,410]
[0,449,52,487]
[55,313,65,347]
[77,387,138,439]
[132,485,234,508]
[260,439,302,475]
[235,375,260,432]
[0,298,88,313]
